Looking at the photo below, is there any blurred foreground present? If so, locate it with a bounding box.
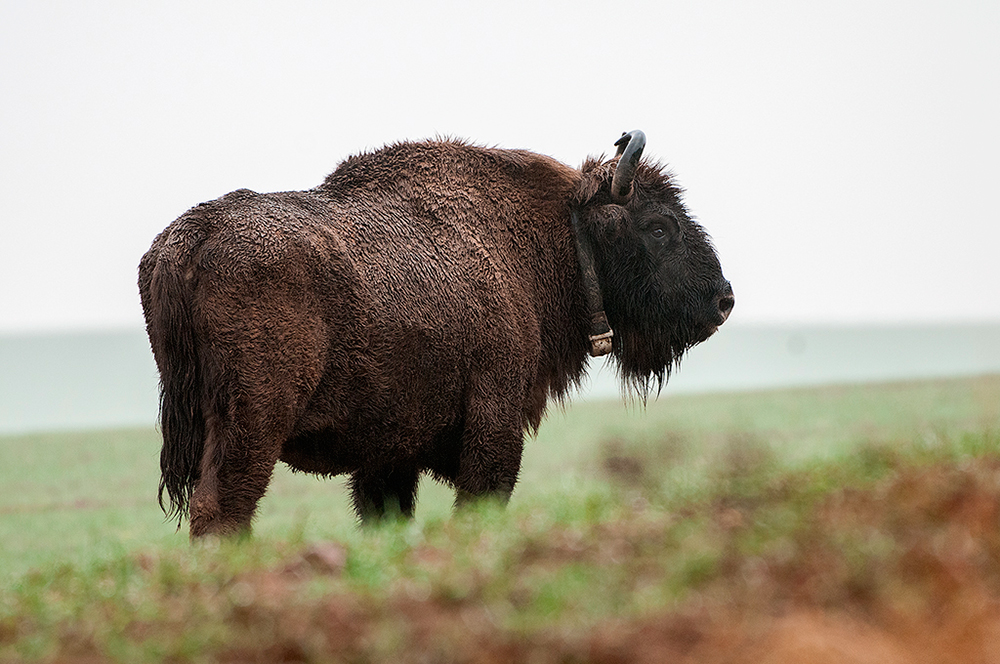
[1,375,998,662]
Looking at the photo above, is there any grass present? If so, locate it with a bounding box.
[1,374,999,662]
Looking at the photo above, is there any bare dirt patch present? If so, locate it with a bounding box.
[14,456,1000,663]
[204,457,1000,663]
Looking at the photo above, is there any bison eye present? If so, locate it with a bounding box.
[649,224,673,240]
[645,216,679,242]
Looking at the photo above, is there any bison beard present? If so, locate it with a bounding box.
[139,132,733,538]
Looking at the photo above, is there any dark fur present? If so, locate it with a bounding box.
[138,137,732,537]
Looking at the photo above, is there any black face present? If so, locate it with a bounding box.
[584,164,733,392]
[634,202,733,341]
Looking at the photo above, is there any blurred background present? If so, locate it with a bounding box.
[2,0,998,434]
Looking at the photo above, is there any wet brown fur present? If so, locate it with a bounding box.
[138,137,731,537]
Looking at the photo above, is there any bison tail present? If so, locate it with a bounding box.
[148,253,212,525]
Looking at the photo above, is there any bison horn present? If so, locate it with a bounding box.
[611,130,646,202]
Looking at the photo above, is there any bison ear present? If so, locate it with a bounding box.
[611,130,646,203]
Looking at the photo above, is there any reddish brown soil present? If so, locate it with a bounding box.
[30,457,1000,663]
[215,459,1000,663]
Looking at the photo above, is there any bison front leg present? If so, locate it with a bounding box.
[453,421,524,510]
[349,465,420,524]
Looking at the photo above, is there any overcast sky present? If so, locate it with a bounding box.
[1,1,997,333]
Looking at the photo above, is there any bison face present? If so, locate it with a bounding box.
[573,131,734,394]
[631,193,734,342]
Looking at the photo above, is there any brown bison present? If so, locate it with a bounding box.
[139,131,733,538]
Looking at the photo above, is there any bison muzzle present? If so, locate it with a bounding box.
[138,131,733,538]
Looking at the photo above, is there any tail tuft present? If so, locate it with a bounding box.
[143,239,209,524]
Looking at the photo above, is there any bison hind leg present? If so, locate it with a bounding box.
[349,465,420,524]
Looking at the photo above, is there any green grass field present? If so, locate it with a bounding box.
[2,375,999,662]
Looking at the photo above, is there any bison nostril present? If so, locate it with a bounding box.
[716,292,735,324]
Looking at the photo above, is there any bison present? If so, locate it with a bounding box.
[139,130,733,538]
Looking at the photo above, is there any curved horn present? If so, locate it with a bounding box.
[611,130,646,202]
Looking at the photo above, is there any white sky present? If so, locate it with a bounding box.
[1,0,998,332]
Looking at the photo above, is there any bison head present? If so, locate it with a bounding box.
[571,130,734,395]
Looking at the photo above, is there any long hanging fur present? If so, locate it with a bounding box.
[139,222,209,524]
